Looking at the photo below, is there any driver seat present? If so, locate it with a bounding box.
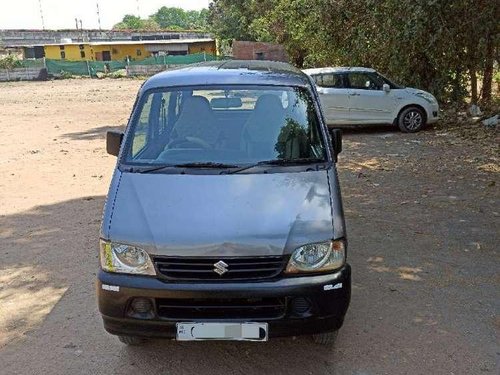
[171,96,219,145]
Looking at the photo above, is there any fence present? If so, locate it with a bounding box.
[15,53,224,78]
[0,67,48,81]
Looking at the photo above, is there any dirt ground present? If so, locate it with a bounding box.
[0,78,498,375]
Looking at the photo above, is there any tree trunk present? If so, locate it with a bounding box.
[290,48,306,68]
[469,66,478,104]
[452,67,463,105]
[481,34,494,103]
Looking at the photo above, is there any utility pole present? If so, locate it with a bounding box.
[136,0,140,17]
[38,0,45,30]
[96,1,102,31]
[75,18,79,30]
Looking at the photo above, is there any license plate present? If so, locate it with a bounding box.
[176,322,268,341]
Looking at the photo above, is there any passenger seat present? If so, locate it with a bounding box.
[171,96,219,145]
[241,94,285,159]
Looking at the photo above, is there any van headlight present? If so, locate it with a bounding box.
[285,239,346,274]
[99,240,156,275]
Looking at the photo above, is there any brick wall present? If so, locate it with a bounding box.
[232,41,288,62]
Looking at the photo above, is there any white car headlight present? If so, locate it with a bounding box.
[100,240,156,275]
[415,92,437,104]
[285,239,346,274]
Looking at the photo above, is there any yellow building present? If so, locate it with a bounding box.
[40,39,216,62]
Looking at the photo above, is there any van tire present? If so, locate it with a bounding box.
[397,106,426,133]
[312,330,338,346]
[118,335,145,345]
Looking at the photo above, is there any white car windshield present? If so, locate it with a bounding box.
[123,85,327,167]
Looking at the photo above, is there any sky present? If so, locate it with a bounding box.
[0,0,210,30]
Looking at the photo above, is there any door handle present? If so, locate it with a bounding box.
[349,93,360,96]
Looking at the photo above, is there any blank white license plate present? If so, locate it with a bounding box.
[176,322,268,341]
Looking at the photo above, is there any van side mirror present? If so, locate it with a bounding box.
[106,130,124,157]
[329,128,342,162]
[383,83,391,93]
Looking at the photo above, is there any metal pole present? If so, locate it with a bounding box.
[96,2,102,31]
[38,0,45,30]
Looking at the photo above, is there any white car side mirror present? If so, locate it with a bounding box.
[383,83,391,93]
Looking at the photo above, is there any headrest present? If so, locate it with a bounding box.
[181,96,212,116]
[254,94,284,113]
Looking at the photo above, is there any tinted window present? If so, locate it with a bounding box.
[347,72,384,90]
[375,72,405,89]
[123,85,327,166]
[313,73,343,88]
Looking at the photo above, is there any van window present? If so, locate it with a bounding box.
[124,85,327,166]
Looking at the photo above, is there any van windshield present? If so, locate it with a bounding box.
[122,85,327,168]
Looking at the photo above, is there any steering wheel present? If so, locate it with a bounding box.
[167,136,212,150]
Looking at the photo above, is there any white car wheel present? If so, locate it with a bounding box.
[398,106,425,132]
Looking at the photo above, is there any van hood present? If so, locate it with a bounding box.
[104,170,335,257]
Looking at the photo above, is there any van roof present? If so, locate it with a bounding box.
[141,60,312,91]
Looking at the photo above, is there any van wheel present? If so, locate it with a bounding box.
[118,335,145,345]
[398,106,425,132]
[312,330,338,346]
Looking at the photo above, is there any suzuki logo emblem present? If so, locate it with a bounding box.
[213,260,228,275]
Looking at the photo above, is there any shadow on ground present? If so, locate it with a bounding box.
[62,125,125,141]
[1,127,498,374]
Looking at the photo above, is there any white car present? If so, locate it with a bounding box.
[303,67,439,132]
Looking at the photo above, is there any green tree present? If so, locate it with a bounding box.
[207,0,261,41]
[151,7,208,30]
[114,8,209,31]
[152,7,188,29]
[113,14,160,30]
[208,0,499,104]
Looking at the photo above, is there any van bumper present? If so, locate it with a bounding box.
[97,264,351,339]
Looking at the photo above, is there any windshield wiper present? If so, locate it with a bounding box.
[227,158,326,174]
[257,158,326,166]
[129,159,325,174]
[131,164,176,174]
[131,162,240,174]
[174,162,240,168]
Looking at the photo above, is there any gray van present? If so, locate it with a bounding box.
[98,60,350,346]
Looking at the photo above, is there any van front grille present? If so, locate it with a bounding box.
[156,297,286,320]
[154,256,286,281]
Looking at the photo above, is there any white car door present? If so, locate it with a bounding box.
[346,72,397,123]
[312,73,350,125]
